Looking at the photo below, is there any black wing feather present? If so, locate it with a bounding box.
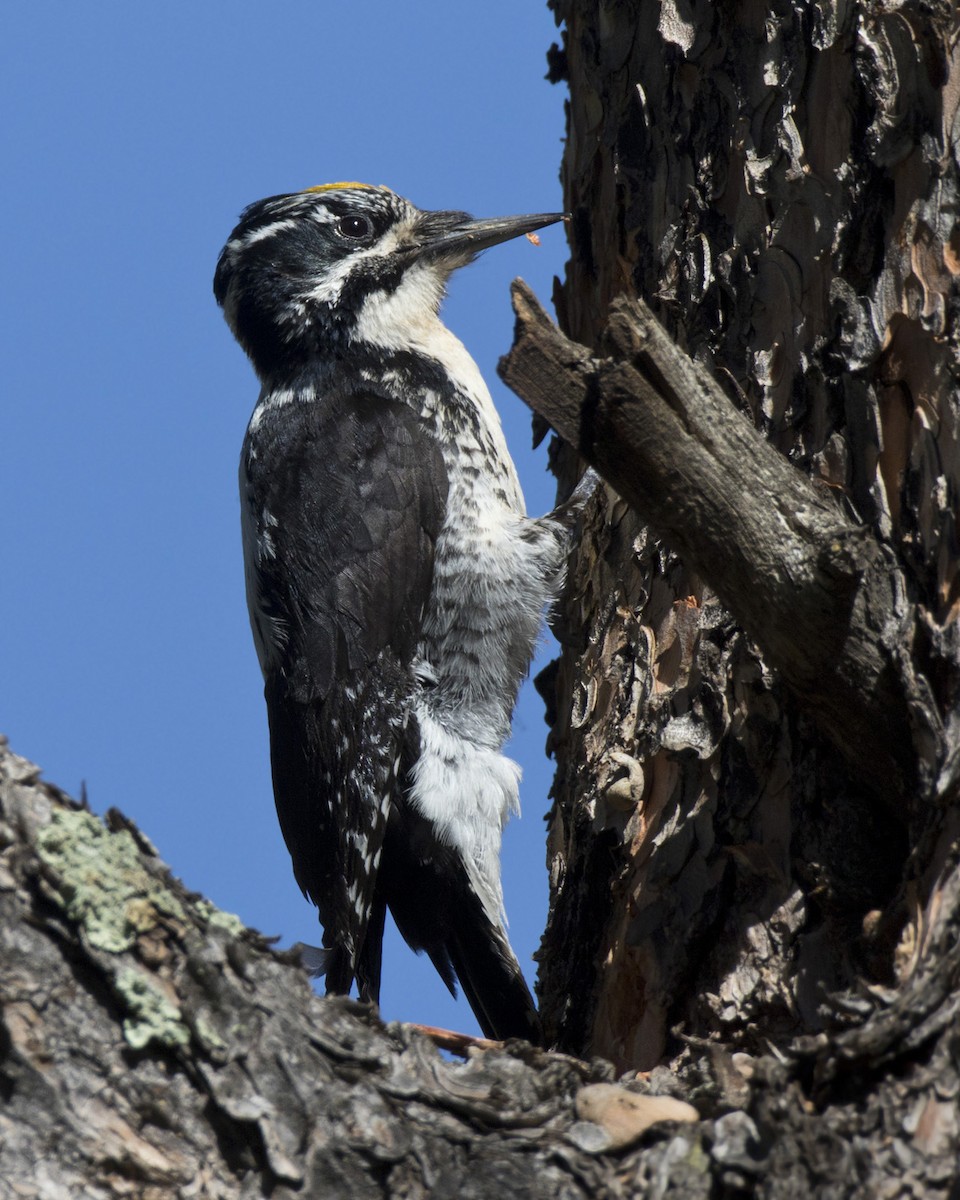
[242,389,447,992]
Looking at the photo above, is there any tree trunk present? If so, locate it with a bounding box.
[527,0,960,1073]
[506,0,960,1180]
[4,4,960,1196]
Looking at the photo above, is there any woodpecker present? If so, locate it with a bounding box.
[214,182,573,1043]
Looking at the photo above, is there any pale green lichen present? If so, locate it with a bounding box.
[194,897,247,937]
[36,808,186,953]
[192,1012,228,1055]
[115,967,190,1051]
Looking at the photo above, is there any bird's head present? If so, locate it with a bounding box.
[214,182,562,382]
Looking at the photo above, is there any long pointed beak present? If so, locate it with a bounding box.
[415,209,565,264]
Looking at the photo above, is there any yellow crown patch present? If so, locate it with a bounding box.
[301,182,379,194]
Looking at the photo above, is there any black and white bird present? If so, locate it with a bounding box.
[214,182,575,1042]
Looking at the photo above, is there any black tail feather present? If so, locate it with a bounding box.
[303,778,542,1042]
[356,895,387,1003]
[424,943,459,999]
[321,943,355,996]
[446,913,542,1043]
[377,796,542,1043]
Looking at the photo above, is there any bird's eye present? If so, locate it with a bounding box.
[336,214,372,239]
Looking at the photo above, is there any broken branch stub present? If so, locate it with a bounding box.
[498,279,942,810]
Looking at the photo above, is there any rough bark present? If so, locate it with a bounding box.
[501,281,941,806]
[0,740,640,1198]
[518,0,960,1125]
[4,738,960,1198]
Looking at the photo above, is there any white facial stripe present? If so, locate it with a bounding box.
[239,218,300,248]
[304,258,354,306]
[301,224,408,306]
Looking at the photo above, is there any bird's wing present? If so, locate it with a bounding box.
[242,391,448,988]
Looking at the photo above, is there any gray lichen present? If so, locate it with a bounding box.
[115,966,190,1051]
[194,896,247,937]
[36,807,186,953]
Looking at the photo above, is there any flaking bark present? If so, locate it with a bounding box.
[3,739,960,1198]
[0,741,612,1197]
[508,13,960,1192]
[501,281,942,807]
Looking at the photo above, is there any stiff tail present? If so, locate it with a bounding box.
[445,907,542,1043]
[303,897,386,1002]
[355,895,387,1003]
[370,792,541,1042]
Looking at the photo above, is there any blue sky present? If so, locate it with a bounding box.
[2,4,569,1035]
